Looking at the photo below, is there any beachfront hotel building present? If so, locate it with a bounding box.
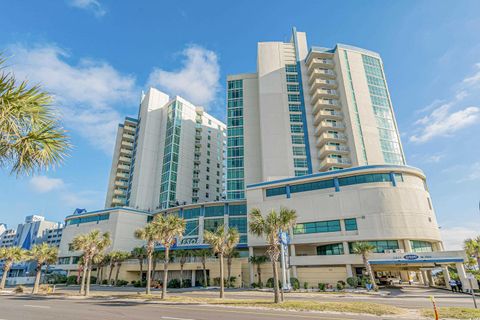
[105,88,227,211]
[55,29,473,291]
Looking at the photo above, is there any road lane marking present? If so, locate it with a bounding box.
[161,317,196,320]
[152,304,357,319]
[23,304,51,309]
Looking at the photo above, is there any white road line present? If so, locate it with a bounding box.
[23,304,51,309]
[161,317,196,320]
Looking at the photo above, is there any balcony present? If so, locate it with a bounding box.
[194,157,201,164]
[314,122,346,135]
[121,141,134,148]
[308,78,337,91]
[309,68,336,80]
[120,148,132,156]
[111,198,125,205]
[314,110,343,125]
[123,125,136,132]
[320,157,352,169]
[113,189,126,196]
[312,99,341,115]
[119,156,131,163]
[310,88,339,105]
[122,133,135,141]
[307,58,334,73]
[117,164,130,171]
[114,180,128,187]
[318,145,349,158]
[116,172,129,179]
[316,132,347,146]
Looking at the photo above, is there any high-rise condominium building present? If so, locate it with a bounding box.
[227,28,405,200]
[105,88,227,211]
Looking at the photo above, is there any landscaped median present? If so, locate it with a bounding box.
[421,307,480,319]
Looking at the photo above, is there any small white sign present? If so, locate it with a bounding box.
[466,273,475,280]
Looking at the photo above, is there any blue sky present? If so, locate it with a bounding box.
[1,0,479,249]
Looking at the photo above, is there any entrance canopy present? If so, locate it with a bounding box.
[369,250,466,266]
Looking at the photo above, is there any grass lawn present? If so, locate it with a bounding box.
[421,307,480,319]
[115,295,406,316]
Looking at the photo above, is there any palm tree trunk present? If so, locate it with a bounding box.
[219,253,225,298]
[96,266,102,284]
[363,255,377,291]
[152,259,157,281]
[114,263,121,286]
[257,264,262,286]
[476,256,480,269]
[227,258,232,288]
[161,248,170,299]
[139,259,143,282]
[0,263,11,289]
[85,262,92,296]
[146,253,152,295]
[202,258,207,287]
[272,258,280,303]
[32,263,42,294]
[108,263,114,285]
[79,262,87,294]
[180,264,184,288]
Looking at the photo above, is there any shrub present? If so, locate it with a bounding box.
[66,275,77,285]
[266,277,281,288]
[39,284,52,294]
[318,283,326,291]
[115,280,128,286]
[346,276,359,288]
[14,285,25,293]
[290,277,300,290]
[228,276,236,287]
[168,278,181,288]
[89,276,97,284]
[213,277,227,286]
[101,279,108,285]
[132,280,147,287]
[303,282,309,290]
[45,273,67,284]
[251,282,259,288]
[336,281,345,291]
[182,279,192,288]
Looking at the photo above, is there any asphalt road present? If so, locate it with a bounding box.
[0,295,384,320]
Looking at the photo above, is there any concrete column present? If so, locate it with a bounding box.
[191,269,196,287]
[248,247,254,286]
[198,216,205,243]
[427,270,434,286]
[422,271,429,286]
[403,240,412,252]
[346,264,354,278]
[442,266,451,289]
[343,241,349,255]
[437,242,445,251]
[290,244,298,278]
[417,271,425,285]
[400,270,410,282]
[456,262,469,291]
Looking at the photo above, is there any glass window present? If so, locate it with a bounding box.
[229,217,247,233]
[184,220,199,236]
[291,135,304,144]
[338,173,391,186]
[229,204,247,216]
[349,240,399,253]
[204,205,224,217]
[285,65,297,73]
[411,240,433,253]
[265,186,287,197]
[204,218,224,232]
[294,220,341,234]
[344,218,358,231]
[317,243,344,255]
[289,114,302,123]
[290,124,303,133]
[289,104,301,112]
[290,179,334,193]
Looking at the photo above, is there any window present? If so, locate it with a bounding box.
[289,179,334,193]
[317,243,344,255]
[66,213,110,225]
[184,220,199,236]
[291,135,304,145]
[289,114,302,123]
[289,104,301,112]
[204,205,224,217]
[58,257,70,265]
[344,218,358,231]
[287,84,300,92]
[338,173,391,186]
[394,173,403,182]
[286,74,298,83]
[293,220,341,234]
[265,186,287,197]
[349,240,399,253]
[285,65,297,73]
[288,94,301,102]
[294,158,308,168]
[204,218,224,232]
[411,240,433,253]
[295,170,308,177]
[183,207,201,219]
[229,204,247,216]
[290,124,303,133]
[229,217,247,233]
[292,146,306,156]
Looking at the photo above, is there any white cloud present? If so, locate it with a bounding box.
[68,0,106,17]
[8,44,137,153]
[30,176,65,193]
[441,224,480,250]
[61,190,102,207]
[458,162,480,182]
[411,63,480,143]
[148,45,220,107]
[425,154,444,163]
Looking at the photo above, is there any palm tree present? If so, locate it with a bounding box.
[134,222,162,294]
[248,255,268,287]
[249,207,297,303]
[352,242,378,291]
[204,225,239,298]
[107,252,116,285]
[72,230,111,295]
[154,214,186,299]
[94,253,107,285]
[174,250,191,287]
[464,236,480,268]
[0,55,70,176]
[226,249,240,288]
[113,251,130,286]
[30,243,58,294]
[131,246,147,282]
[152,251,166,281]
[193,248,211,287]
[0,246,28,289]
